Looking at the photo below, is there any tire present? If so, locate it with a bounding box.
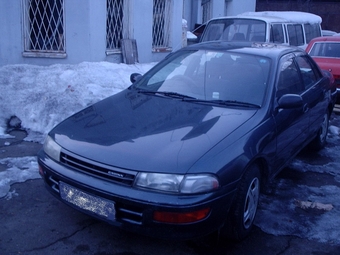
[223,164,261,241]
[311,112,329,150]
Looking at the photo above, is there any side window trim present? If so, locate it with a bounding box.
[294,53,322,90]
[276,53,304,98]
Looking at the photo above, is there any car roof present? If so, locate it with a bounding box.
[309,36,340,43]
[208,11,322,24]
[184,41,304,60]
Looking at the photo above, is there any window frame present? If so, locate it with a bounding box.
[106,0,130,54]
[276,53,304,98]
[152,0,172,52]
[287,24,305,47]
[22,0,66,58]
[295,55,320,90]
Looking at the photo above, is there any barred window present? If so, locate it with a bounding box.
[202,0,211,24]
[22,0,65,57]
[107,0,130,53]
[153,0,172,52]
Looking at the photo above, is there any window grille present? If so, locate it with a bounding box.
[22,0,65,57]
[202,0,211,24]
[153,0,172,52]
[107,0,129,53]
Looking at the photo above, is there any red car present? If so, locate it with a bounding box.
[306,36,340,102]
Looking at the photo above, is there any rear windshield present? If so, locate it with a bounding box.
[304,23,321,43]
[200,18,266,43]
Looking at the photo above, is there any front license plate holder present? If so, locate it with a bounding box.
[59,181,115,220]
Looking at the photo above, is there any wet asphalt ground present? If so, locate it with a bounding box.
[1,112,340,255]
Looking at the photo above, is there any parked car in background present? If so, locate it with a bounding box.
[38,41,334,241]
[199,11,322,49]
[306,36,340,102]
[322,30,337,36]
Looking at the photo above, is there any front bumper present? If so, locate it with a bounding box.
[37,150,236,240]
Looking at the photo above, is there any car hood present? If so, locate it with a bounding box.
[51,89,257,173]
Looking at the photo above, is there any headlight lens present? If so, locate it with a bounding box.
[43,135,61,162]
[180,175,219,194]
[135,173,219,194]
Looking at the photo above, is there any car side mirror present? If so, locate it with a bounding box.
[278,94,303,109]
[130,73,142,83]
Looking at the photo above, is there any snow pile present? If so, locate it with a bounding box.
[0,62,155,138]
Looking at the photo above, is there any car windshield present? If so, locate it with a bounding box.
[309,42,340,58]
[134,49,271,107]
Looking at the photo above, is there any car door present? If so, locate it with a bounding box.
[273,53,309,171]
[294,53,328,136]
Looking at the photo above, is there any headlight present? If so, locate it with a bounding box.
[43,135,61,162]
[180,175,219,193]
[134,173,219,194]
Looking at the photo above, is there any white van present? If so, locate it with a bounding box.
[199,11,322,49]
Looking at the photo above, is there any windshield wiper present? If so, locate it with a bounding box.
[138,90,197,99]
[184,99,261,108]
[137,89,260,108]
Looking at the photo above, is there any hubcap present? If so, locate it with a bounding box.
[243,177,260,229]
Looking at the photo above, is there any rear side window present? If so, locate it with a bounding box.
[287,24,304,46]
[295,56,320,90]
[304,23,321,43]
[277,56,304,97]
[270,24,284,43]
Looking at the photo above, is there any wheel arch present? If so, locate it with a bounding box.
[247,157,270,193]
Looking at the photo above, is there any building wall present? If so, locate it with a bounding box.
[0,0,263,67]
[184,0,256,31]
[226,0,256,16]
[64,0,107,65]
[0,0,184,66]
[0,0,23,66]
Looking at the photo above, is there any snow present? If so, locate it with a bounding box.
[187,31,197,39]
[1,61,340,245]
[0,61,156,199]
[240,11,322,24]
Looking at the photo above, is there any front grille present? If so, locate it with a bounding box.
[116,203,143,225]
[60,151,137,185]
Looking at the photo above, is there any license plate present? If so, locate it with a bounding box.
[59,182,115,220]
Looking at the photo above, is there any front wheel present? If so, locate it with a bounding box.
[223,164,261,241]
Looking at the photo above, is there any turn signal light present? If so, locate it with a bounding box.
[153,208,210,224]
[39,165,45,177]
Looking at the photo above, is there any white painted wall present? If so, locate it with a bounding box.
[63,0,107,64]
[130,0,152,63]
[226,0,256,16]
[183,0,256,31]
[211,0,226,18]
[0,0,23,66]
[0,0,253,66]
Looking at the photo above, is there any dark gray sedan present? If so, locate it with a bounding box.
[38,42,335,241]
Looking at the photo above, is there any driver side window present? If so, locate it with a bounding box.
[277,57,303,98]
